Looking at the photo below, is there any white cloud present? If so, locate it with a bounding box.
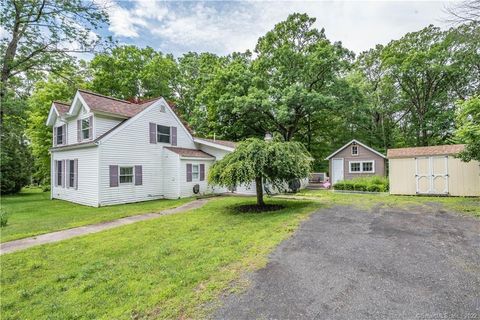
[105,0,454,55]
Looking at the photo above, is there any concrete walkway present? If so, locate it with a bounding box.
[0,198,210,255]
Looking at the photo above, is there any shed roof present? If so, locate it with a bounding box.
[194,137,237,149]
[164,147,215,159]
[387,144,465,159]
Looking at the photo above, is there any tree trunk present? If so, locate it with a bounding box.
[255,176,265,206]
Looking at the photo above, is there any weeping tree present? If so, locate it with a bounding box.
[208,138,312,207]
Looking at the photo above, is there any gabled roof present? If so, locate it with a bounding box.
[387,144,465,159]
[164,147,215,159]
[325,139,386,160]
[194,137,237,151]
[53,101,70,115]
[77,89,150,118]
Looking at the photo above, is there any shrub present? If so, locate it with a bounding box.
[333,176,389,192]
[0,209,8,227]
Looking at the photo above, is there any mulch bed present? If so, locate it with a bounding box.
[234,204,285,213]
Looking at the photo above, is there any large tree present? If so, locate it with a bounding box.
[382,25,459,146]
[0,0,108,122]
[455,96,480,162]
[89,45,177,100]
[208,138,312,206]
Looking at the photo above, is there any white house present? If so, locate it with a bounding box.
[46,89,250,207]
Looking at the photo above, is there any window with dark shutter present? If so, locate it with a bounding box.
[157,125,170,143]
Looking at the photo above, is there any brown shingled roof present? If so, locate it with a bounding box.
[194,137,236,148]
[164,147,215,159]
[53,101,70,115]
[387,144,465,158]
[78,89,149,118]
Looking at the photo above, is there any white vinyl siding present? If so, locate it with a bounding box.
[98,100,196,205]
[95,115,122,138]
[51,147,99,207]
[179,159,213,197]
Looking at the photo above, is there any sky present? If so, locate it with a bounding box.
[102,0,454,57]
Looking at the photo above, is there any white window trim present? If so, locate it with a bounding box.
[55,125,65,145]
[351,145,358,156]
[156,124,171,144]
[348,160,375,173]
[119,166,134,184]
[191,164,200,181]
[80,115,94,141]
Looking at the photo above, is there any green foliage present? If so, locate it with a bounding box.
[333,176,389,192]
[0,93,32,194]
[89,45,177,100]
[208,138,312,205]
[0,208,8,227]
[455,96,480,162]
[26,69,84,185]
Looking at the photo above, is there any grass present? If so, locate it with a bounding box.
[0,188,191,242]
[0,196,319,319]
[295,189,480,217]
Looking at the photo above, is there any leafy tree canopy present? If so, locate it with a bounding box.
[208,138,312,206]
[455,96,480,162]
[89,45,177,100]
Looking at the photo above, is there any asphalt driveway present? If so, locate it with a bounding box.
[214,204,480,320]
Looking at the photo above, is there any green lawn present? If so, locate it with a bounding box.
[0,188,191,242]
[295,189,480,217]
[1,196,319,319]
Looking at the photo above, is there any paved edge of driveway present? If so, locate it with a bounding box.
[0,198,210,255]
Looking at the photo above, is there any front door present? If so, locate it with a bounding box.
[332,158,344,184]
[415,156,449,195]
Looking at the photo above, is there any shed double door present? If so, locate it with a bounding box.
[415,156,449,195]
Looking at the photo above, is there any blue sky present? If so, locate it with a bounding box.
[102,0,452,56]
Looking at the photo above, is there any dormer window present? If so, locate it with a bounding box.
[55,126,64,145]
[351,144,358,156]
[82,118,91,140]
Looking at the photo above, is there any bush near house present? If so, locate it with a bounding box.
[333,176,389,192]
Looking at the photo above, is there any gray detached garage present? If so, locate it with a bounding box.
[387,144,480,197]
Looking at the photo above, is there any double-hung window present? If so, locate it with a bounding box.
[119,167,133,183]
[56,126,64,145]
[192,164,199,181]
[349,161,374,173]
[82,118,91,140]
[157,125,170,143]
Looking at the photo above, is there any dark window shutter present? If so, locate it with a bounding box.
[63,124,67,144]
[54,160,58,187]
[134,165,142,185]
[109,165,119,187]
[171,126,177,146]
[186,163,192,182]
[77,119,81,142]
[149,122,157,144]
[88,115,93,139]
[53,127,57,146]
[62,160,66,188]
[74,159,78,189]
[200,164,205,181]
[66,159,70,188]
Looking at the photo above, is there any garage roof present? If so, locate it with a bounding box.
[387,144,465,158]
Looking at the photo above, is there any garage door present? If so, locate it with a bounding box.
[415,156,449,195]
